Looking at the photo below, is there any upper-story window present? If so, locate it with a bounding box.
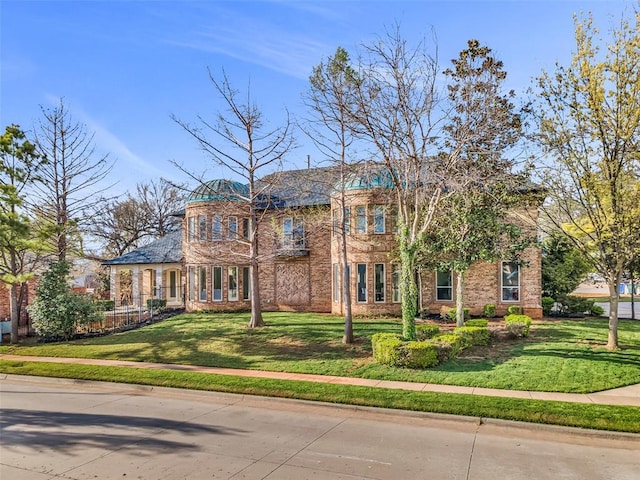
[198,215,207,241]
[344,207,351,235]
[188,217,196,242]
[502,262,520,301]
[373,205,385,234]
[228,216,238,239]
[242,218,250,240]
[212,215,222,241]
[355,205,367,234]
[283,217,304,248]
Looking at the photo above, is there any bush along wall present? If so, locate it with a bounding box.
[504,314,532,337]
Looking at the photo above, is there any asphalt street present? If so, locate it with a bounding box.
[1,375,638,480]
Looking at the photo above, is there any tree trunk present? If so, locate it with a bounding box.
[455,270,465,327]
[9,283,20,344]
[631,270,636,321]
[607,278,619,350]
[341,222,353,344]
[247,212,264,329]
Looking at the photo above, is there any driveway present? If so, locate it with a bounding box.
[1,375,638,480]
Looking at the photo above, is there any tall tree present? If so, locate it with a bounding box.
[535,12,640,349]
[351,26,443,340]
[0,125,47,343]
[305,46,360,344]
[173,69,294,329]
[541,232,592,300]
[432,40,527,327]
[32,98,113,262]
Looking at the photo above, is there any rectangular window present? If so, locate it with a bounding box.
[374,263,385,302]
[242,266,250,300]
[188,267,195,301]
[344,207,351,235]
[436,270,453,301]
[228,216,238,239]
[212,266,222,301]
[355,205,366,234]
[188,217,196,242]
[283,218,304,248]
[373,205,385,234]
[169,271,177,299]
[357,263,367,303]
[242,218,250,240]
[502,262,520,302]
[332,263,340,303]
[332,209,338,236]
[197,215,207,241]
[228,266,238,301]
[212,215,222,241]
[198,266,207,301]
[391,264,401,303]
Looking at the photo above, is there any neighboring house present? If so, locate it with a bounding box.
[103,231,183,308]
[105,166,543,318]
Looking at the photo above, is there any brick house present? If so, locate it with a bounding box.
[105,166,543,318]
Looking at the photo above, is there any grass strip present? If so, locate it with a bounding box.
[2,360,638,434]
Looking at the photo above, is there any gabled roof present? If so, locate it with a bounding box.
[103,231,182,266]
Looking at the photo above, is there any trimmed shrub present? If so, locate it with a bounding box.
[95,299,115,311]
[507,305,524,315]
[371,333,403,365]
[482,303,497,318]
[561,295,595,315]
[590,304,605,316]
[542,297,555,316]
[402,341,439,368]
[504,314,532,337]
[416,324,440,340]
[453,326,490,348]
[446,307,470,322]
[146,298,167,311]
[465,319,488,327]
[430,334,464,362]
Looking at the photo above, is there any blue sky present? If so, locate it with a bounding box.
[1,0,634,195]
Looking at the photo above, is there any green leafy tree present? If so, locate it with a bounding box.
[0,125,47,343]
[541,232,592,299]
[535,12,640,349]
[28,260,101,340]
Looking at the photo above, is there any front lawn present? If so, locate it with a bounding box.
[1,312,639,393]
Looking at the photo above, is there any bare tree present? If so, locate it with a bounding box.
[32,98,113,262]
[305,47,361,344]
[173,69,294,328]
[351,26,445,339]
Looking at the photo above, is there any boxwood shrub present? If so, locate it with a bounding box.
[507,305,524,315]
[146,298,167,311]
[371,333,403,365]
[402,341,439,368]
[453,326,490,348]
[446,307,470,322]
[504,314,532,337]
[430,333,464,362]
[482,303,497,318]
[465,319,488,327]
[416,324,440,340]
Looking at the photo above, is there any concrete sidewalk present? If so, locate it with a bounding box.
[2,354,639,407]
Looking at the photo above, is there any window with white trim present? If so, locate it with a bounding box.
[391,264,401,303]
[502,262,520,301]
[228,266,238,301]
[212,215,222,241]
[436,270,453,301]
[344,207,351,235]
[333,263,340,303]
[357,263,367,302]
[374,263,385,302]
[373,205,385,234]
[355,205,366,234]
[212,266,222,301]
[242,266,250,300]
[188,217,196,242]
[198,266,207,301]
[188,266,195,301]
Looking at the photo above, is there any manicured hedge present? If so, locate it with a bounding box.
[371,333,438,368]
[402,341,439,368]
[430,334,464,363]
[446,307,470,322]
[504,314,532,337]
[146,299,167,311]
[371,333,403,365]
[453,326,490,348]
[465,319,488,327]
[416,324,440,340]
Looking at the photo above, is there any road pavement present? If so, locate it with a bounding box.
[1,375,638,480]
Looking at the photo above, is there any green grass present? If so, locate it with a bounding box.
[2,360,638,434]
[2,312,639,393]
